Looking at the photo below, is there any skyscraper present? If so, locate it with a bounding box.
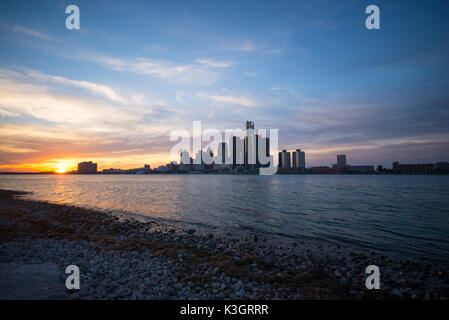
[231,136,244,167]
[217,142,227,165]
[204,147,214,170]
[337,154,347,168]
[292,149,306,172]
[244,121,256,167]
[278,150,291,168]
[245,120,255,130]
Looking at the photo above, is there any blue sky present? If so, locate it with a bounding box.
[0,0,448,171]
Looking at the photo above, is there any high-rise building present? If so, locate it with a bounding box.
[292,149,306,172]
[265,137,270,158]
[245,120,255,130]
[180,150,190,164]
[204,147,214,170]
[255,134,266,166]
[217,142,228,165]
[300,150,305,171]
[337,154,347,168]
[278,150,291,168]
[77,161,97,174]
[244,121,256,167]
[230,136,244,167]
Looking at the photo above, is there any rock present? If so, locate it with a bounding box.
[111,271,120,281]
[216,292,226,299]
[0,263,68,300]
[391,289,403,298]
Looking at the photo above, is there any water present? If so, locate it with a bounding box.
[1,174,449,260]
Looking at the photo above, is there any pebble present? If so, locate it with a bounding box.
[1,191,448,301]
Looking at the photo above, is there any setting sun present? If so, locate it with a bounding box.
[56,162,68,173]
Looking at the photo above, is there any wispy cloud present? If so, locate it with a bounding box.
[9,24,54,41]
[242,71,257,78]
[0,107,20,117]
[219,40,259,52]
[269,87,299,97]
[26,70,127,104]
[209,95,257,107]
[82,54,224,86]
[0,68,162,128]
[196,58,232,68]
[306,19,336,30]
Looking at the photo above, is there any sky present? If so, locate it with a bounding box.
[0,0,448,172]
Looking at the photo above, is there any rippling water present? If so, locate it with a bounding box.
[1,174,449,260]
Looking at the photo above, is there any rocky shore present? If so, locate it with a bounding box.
[1,189,448,300]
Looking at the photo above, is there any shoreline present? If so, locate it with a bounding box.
[1,189,448,300]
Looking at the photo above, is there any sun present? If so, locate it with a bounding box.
[56,162,68,173]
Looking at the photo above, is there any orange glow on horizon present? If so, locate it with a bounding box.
[0,154,171,173]
[56,162,68,173]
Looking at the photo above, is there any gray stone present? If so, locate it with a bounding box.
[0,263,68,300]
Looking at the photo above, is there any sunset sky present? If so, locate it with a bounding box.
[1,0,449,172]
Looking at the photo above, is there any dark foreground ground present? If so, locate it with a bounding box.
[0,189,448,300]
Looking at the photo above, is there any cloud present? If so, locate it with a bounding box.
[209,95,257,107]
[196,59,233,68]
[81,54,224,86]
[0,122,173,171]
[0,69,163,128]
[0,108,20,117]
[0,68,202,171]
[9,24,54,41]
[223,40,259,52]
[269,87,299,97]
[242,71,257,78]
[306,19,336,30]
[26,70,126,103]
[257,90,449,167]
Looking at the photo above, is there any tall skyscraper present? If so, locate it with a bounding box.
[231,136,244,167]
[204,147,214,170]
[180,150,190,164]
[264,137,270,158]
[278,150,291,168]
[245,120,255,130]
[244,120,256,167]
[292,149,306,172]
[217,142,228,165]
[337,154,347,168]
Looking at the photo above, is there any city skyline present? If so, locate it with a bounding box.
[1,1,449,172]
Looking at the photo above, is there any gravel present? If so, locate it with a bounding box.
[1,189,448,300]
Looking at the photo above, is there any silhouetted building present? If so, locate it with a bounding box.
[244,121,256,167]
[179,151,191,171]
[264,137,270,158]
[292,149,306,172]
[245,120,255,130]
[231,136,244,168]
[436,162,449,172]
[77,161,97,174]
[337,154,347,168]
[278,150,291,168]
[204,148,215,170]
[393,162,434,174]
[346,165,375,173]
[311,166,341,174]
